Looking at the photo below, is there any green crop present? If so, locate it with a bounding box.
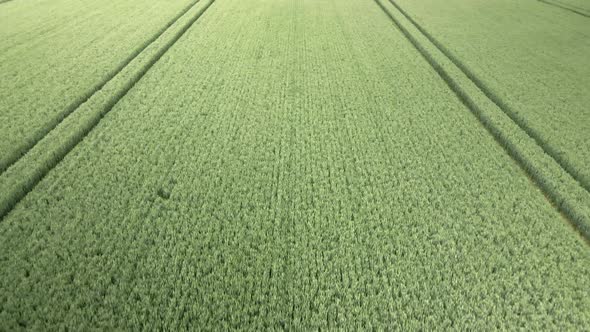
[0,0,589,330]
[0,0,197,172]
[393,0,590,192]
[537,0,590,16]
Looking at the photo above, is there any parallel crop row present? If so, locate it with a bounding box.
[376,0,590,240]
[0,0,197,172]
[393,0,590,192]
[538,0,590,16]
[0,0,215,219]
[0,0,588,329]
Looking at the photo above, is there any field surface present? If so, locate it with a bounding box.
[1,0,589,329]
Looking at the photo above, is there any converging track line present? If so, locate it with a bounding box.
[372,0,590,244]
[386,0,590,194]
[537,0,590,18]
[0,0,201,175]
[0,0,217,220]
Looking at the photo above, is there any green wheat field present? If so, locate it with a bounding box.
[1,0,589,329]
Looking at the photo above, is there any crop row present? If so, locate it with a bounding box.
[392,0,590,192]
[0,0,198,172]
[0,0,216,218]
[1,0,589,329]
[376,0,590,241]
[538,0,590,16]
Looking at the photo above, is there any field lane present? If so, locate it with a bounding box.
[374,0,590,241]
[0,0,216,219]
[0,0,198,173]
[537,0,590,17]
[0,0,588,329]
[391,0,590,193]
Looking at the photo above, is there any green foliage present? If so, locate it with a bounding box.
[0,0,197,172]
[0,0,589,330]
[393,0,590,191]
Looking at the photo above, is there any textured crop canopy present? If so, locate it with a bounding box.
[0,0,589,329]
